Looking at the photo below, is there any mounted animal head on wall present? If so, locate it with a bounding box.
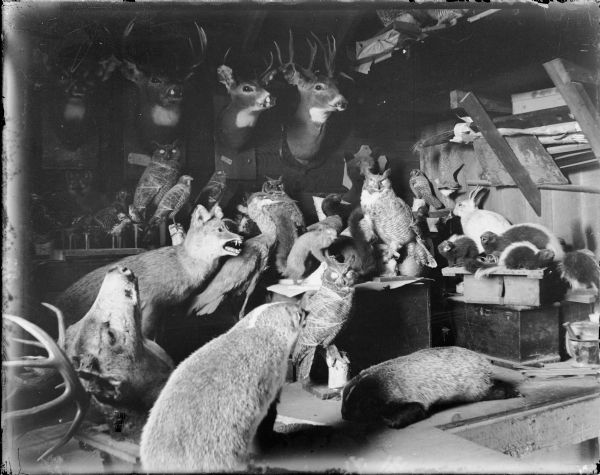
[120,18,207,151]
[215,48,278,153]
[34,21,120,154]
[273,30,352,164]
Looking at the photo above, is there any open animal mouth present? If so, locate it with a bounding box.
[223,239,243,256]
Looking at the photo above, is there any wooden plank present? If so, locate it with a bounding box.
[76,430,140,465]
[544,60,600,161]
[473,136,568,186]
[63,248,145,258]
[493,106,574,129]
[467,180,600,194]
[442,266,545,278]
[543,58,599,86]
[442,391,600,457]
[460,92,542,215]
[450,89,512,114]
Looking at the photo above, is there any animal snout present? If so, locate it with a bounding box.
[77,354,101,374]
[166,85,183,99]
[330,96,348,111]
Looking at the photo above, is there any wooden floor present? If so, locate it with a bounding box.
[5,365,600,474]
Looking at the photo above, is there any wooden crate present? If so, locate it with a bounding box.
[442,266,565,307]
[452,302,560,363]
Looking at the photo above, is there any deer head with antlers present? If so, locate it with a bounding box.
[274,30,350,164]
[215,49,279,153]
[120,18,207,153]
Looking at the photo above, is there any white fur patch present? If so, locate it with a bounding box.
[244,302,280,328]
[498,241,539,265]
[360,190,378,208]
[151,105,181,126]
[508,223,565,260]
[235,110,259,128]
[309,107,331,124]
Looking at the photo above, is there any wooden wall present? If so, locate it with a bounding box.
[419,122,600,258]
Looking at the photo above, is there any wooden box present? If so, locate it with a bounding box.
[442,266,565,307]
[452,302,560,363]
[511,87,566,114]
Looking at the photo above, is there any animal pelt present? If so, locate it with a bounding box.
[361,168,436,268]
[322,193,352,225]
[140,302,306,472]
[475,241,556,278]
[65,266,174,412]
[284,227,339,282]
[396,241,432,277]
[437,234,481,273]
[294,256,358,382]
[186,233,275,318]
[559,250,600,293]
[480,223,565,261]
[54,205,243,339]
[308,215,344,234]
[341,346,520,429]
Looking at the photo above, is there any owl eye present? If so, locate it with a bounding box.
[330,272,339,279]
[158,149,166,155]
[171,149,177,154]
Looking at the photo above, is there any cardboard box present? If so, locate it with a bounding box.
[452,302,560,363]
[511,87,567,114]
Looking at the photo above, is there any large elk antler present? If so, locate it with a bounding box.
[3,304,90,461]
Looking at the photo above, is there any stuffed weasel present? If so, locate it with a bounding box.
[437,234,481,273]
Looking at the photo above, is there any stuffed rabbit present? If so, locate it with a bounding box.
[452,186,511,253]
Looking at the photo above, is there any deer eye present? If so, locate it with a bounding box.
[242,85,253,93]
[150,76,160,84]
[314,83,325,91]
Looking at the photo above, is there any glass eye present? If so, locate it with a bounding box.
[150,76,160,84]
[242,85,253,93]
[158,149,166,155]
[330,272,338,279]
[315,84,324,91]
[171,149,177,154]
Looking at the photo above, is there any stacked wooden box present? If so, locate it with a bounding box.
[443,266,567,364]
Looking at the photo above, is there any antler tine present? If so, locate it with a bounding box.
[258,50,276,84]
[309,31,333,77]
[2,314,90,461]
[305,37,318,72]
[121,18,136,62]
[41,302,65,349]
[287,29,295,65]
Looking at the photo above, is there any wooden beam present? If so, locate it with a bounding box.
[467,180,600,194]
[492,106,573,129]
[459,92,542,215]
[543,57,599,86]
[240,11,267,53]
[450,90,512,114]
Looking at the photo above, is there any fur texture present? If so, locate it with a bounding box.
[55,205,243,338]
[65,266,174,411]
[342,347,518,429]
[140,302,306,472]
[452,186,511,253]
[481,223,565,261]
[559,250,600,292]
[438,234,481,273]
[284,227,339,281]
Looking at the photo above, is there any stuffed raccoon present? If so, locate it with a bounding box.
[140,302,306,472]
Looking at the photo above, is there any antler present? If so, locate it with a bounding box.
[258,51,277,85]
[3,307,90,461]
[188,22,207,72]
[310,32,337,78]
[273,29,295,72]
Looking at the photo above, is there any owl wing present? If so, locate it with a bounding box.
[152,169,181,207]
[150,183,189,224]
[373,195,415,246]
[133,163,168,210]
[409,177,422,199]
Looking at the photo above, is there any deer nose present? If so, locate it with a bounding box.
[330,96,348,111]
[167,85,183,99]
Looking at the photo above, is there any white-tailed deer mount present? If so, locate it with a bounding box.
[274,30,349,165]
[215,50,278,153]
[120,19,207,155]
[35,22,119,168]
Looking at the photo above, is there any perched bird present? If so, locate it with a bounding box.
[293,255,358,382]
[148,175,194,227]
[194,171,227,209]
[409,169,443,209]
[132,141,184,222]
[361,167,436,268]
[435,146,464,197]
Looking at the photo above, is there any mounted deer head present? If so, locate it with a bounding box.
[274,30,349,164]
[120,19,207,150]
[215,49,278,152]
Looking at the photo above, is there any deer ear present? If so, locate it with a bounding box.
[121,59,144,84]
[217,65,236,91]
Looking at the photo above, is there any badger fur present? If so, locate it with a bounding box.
[341,347,519,429]
[140,302,306,472]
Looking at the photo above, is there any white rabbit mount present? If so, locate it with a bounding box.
[452,186,511,253]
